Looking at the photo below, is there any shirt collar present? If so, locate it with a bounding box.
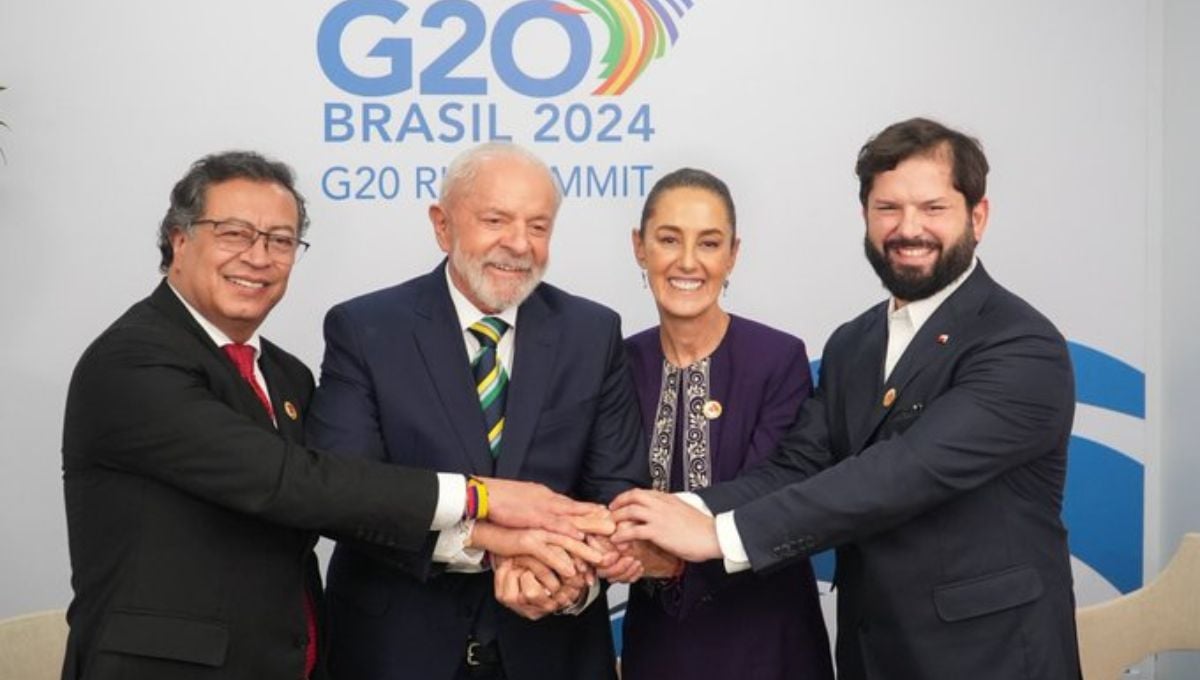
[888,256,978,332]
[444,264,519,333]
[167,281,263,356]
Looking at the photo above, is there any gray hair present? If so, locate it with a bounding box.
[157,150,309,273]
[439,143,561,210]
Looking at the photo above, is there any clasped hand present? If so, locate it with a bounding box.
[473,481,700,620]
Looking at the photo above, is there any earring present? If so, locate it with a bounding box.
[723,279,730,297]
[641,270,648,289]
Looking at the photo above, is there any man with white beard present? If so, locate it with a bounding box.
[307,143,647,680]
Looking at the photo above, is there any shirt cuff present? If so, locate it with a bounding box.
[676,492,713,516]
[432,519,487,570]
[715,511,752,574]
[431,473,467,530]
[557,579,602,616]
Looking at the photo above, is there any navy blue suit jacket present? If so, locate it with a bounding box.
[699,264,1082,680]
[307,264,646,680]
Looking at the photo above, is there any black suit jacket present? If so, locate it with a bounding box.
[61,281,439,680]
[699,264,1081,680]
[306,264,646,680]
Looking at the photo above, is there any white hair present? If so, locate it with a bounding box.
[439,142,562,209]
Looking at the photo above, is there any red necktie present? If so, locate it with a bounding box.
[222,343,275,420]
[221,343,317,679]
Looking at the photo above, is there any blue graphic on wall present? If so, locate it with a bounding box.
[608,340,1146,649]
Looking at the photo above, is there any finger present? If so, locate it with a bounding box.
[497,566,522,605]
[610,503,658,527]
[586,533,615,552]
[610,522,656,545]
[608,488,660,511]
[529,543,577,579]
[598,555,640,582]
[552,583,583,610]
[519,572,558,616]
[611,520,640,549]
[540,514,587,541]
[543,532,607,566]
[585,538,619,569]
[570,513,616,536]
[519,571,549,600]
[519,557,562,592]
[611,560,643,584]
[551,498,608,517]
[607,488,640,510]
[595,555,625,580]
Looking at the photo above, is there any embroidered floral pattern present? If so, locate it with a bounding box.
[648,357,712,492]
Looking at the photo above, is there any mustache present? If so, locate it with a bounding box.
[484,254,536,271]
[883,237,941,251]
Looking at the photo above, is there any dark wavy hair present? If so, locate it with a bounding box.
[855,117,989,209]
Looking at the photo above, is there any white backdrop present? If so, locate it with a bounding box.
[0,0,1178,673]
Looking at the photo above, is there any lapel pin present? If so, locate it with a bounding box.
[283,401,299,421]
[882,388,897,408]
[702,399,723,420]
[936,334,950,345]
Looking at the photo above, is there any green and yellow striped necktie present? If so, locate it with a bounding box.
[468,317,509,457]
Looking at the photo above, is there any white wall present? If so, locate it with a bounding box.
[1155,0,1200,676]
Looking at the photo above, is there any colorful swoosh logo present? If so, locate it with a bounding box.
[556,0,695,95]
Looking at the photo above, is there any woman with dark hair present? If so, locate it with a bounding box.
[619,168,833,679]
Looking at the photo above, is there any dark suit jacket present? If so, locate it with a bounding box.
[306,263,646,680]
[622,316,832,680]
[61,280,439,680]
[699,264,1081,680]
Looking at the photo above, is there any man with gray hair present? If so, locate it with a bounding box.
[308,142,646,680]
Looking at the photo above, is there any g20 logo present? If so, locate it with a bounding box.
[317,0,696,98]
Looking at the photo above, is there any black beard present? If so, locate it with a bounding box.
[863,222,976,302]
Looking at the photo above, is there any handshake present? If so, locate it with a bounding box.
[468,479,697,620]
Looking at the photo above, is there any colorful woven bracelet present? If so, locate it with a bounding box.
[473,478,489,521]
[465,477,489,521]
[464,481,479,520]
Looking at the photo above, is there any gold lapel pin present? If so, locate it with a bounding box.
[283,401,299,421]
[936,334,950,345]
[702,399,723,420]
[882,388,897,408]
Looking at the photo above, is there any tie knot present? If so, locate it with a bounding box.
[468,317,509,349]
[222,343,257,379]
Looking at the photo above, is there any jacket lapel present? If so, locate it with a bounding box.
[412,265,495,475]
[259,344,303,442]
[854,264,995,451]
[495,286,560,479]
[845,302,889,455]
[148,280,276,431]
